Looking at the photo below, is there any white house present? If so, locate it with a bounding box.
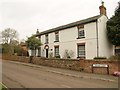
[35,2,114,59]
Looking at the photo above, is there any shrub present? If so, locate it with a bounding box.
[109,55,120,60]
[67,56,71,58]
[49,52,53,58]
[40,57,47,60]
[55,55,60,58]
[79,68,84,72]
[63,49,74,59]
[94,57,107,59]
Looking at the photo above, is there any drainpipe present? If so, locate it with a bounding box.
[96,20,99,57]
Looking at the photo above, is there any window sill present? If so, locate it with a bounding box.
[77,37,85,39]
[45,42,49,44]
[54,40,59,42]
[77,57,85,59]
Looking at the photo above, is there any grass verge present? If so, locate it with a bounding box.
[0,82,8,90]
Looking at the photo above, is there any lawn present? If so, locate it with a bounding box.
[0,82,8,90]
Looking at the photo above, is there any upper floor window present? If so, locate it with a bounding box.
[77,25,85,39]
[78,29,85,38]
[45,34,49,44]
[54,31,59,42]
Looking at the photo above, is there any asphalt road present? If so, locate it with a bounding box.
[2,60,118,88]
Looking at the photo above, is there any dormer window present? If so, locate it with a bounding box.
[54,31,59,42]
[77,25,85,39]
[45,34,49,44]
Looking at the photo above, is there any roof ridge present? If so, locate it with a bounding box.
[36,15,102,36]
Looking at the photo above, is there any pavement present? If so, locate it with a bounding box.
[8,60,119,83]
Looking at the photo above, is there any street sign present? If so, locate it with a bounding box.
[92,64,109,74]
[92,64,108,67]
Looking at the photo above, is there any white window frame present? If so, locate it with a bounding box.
[78,29,85,38]
[55,46,59,56]
[77,45,85,58]
[45,34,49,44]
[55,32,59,42]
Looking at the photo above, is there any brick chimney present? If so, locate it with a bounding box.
[36,29,39,34]
[99,1,107,16]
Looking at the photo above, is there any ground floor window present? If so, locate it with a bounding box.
[115,46,120,55]
[77,44,85,58]
[38,47,41,57]
[54,46,59,57]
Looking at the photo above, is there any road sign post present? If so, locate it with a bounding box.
[92,64,109,74]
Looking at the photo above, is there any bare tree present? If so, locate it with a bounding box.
[63,49,75,59]
[1,28,19,44]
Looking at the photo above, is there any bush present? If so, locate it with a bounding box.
[55,55,60,58]
[40,57,47,60]
[109,55,120,60]
[49,52,53,58]
[67,56,71,58]
[94,57,107,59]
[63,49,74,59]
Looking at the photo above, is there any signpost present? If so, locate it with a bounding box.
[92,64,109,74]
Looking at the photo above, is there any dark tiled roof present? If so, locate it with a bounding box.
[36,15,102,36]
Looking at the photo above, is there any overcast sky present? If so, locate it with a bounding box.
[0,0,119,41]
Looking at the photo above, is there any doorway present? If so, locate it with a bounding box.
[46,49,48,58]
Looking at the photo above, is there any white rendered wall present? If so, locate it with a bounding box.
[39,15,113,59]
[40,23,98,59]
[84,22,97,59]
[98,15,113,58]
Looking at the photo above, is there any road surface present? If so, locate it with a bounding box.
[2,60,118,88]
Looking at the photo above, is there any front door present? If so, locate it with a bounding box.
[46,49,48,58]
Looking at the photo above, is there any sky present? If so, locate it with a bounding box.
[0,0,119,41]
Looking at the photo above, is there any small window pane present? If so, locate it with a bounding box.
[55,47,59,56]
[78,45,85,58]
[38,47,41,57]
[45,34,48,43]
[78,29,85,38]
[55,33,59,41]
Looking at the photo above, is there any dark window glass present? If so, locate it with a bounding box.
[38,47,41,57]
[78,30,85,38]
[55,47,59,56]
[45,34,48,44]
[55,32,59,42]
[78,45,85,58]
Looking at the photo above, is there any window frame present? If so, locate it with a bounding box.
[54,46,59,57]
[38,47,41,57]
[77,44,85,59]
[115,46,120,55]
[54,31,59,42]
[77,25,85,39]
[45,34,49,44]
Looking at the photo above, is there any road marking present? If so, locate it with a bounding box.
[61,84,72,88]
